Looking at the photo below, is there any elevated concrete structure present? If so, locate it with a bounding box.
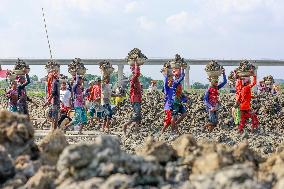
[1,58,283,90]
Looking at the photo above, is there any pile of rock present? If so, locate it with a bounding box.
[45,60,60,74]
[1,109,284,188]
[68,58,87,76]
[99,60,114,82]
[126,48,147,66]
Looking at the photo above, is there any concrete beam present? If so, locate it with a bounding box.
[0,58,284,66]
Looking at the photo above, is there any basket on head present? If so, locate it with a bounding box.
[208,75,219,83]
[99,60,114,78]
[77,67,87,75]
[45,60,60,74]
[14,58,29,75]
[206,70,222,77]
[265,80,272,85]
[68,58,86,76]
[13,69,25,76]
[205,60,223,78]
[126,48,147,66]
[169,54,188,69]
[237,71,253,77]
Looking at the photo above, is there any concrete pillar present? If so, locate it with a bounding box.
[253,66,258,92]
[184,65,190,91]
[117,65,124,86]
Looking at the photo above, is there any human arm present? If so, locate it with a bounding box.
[172,69,185,89]
[249,75,257,88]
[21,74,31,88]
[218,71,227,89]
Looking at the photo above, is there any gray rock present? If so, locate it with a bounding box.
[0,145,15,183]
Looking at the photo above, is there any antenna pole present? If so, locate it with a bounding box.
[41,8,53,60]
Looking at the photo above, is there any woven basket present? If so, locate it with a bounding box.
[77,68,86,75]
[13,69,25,75]
[128,58,145,66]
[46,66,60,73]
[206,70,222,77]
[265,81,272,85]
[8,74,17,80]
[238,71,253,77]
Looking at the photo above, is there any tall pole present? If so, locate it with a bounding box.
[41,8,53,60]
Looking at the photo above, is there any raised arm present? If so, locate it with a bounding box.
[218,72,227,89]
[20,74,31,88]
[172,69,185,89]
[249,75,257,88]
[133,63,140,79]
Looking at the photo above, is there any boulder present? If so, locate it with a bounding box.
[172,134,197,157]
[0,110,39,159]
[192,152,222,174]
[0,145,15,183]
[25,166,58,189]
[100,174,134,189]
[15,155,35,177]
[56,135,164,186]
[38,129,68,165]
[233,140,262,164]
[136,136,176,163]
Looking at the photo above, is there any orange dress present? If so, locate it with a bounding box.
[239,76,256,111]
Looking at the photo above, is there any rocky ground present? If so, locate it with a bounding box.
[1,110,284,188]
[1,91,284,188]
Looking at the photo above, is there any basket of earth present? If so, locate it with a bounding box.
[205,60,223,77]
[68,58,87,76]
[161,62,173,76]
[13,59,29,75]
[236,60,256,77]
[45,60,60,73]
[169,54,188,69]
[99,60,114,76]
[126,48,147,66]
[228,70,236,86]
[6,71,17,81]
[264,75,274,85]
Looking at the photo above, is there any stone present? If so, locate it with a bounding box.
[100,174,134,189]
[192,152,221,174]
[38,129,68,165]
[136,136,176,163]
[0,145,15,184]
[0,110,39,160]
[15,155,35,177]
[172,134,197,157]
[165,162,189,183]
[25,166,58,189]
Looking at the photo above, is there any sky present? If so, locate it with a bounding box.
[0,0,284,83]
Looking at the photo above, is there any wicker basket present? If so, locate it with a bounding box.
[77,68,86,75]
[8,74,17,80]
[101,67,114,76]
[265,80,272,85]
[237,71,254,77]
[127,58,145,66]
[206,70,222,77]
[13,69,25,75]
[161,68,173,76]
[46,66,60,73]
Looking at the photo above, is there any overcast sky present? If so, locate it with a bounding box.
[0,0,283,83]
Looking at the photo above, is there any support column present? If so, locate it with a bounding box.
[184,65,190,91]
[253,66,258,92]
[117,65,124,86]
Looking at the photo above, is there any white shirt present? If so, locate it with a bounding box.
[101,84,112,105]
[60,89,71,107]
[148,85,157,92]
